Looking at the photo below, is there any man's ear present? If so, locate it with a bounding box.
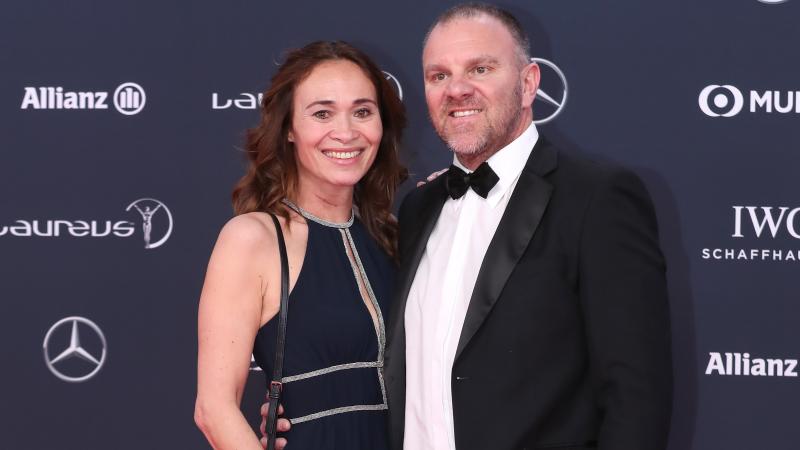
[521,62,540,108]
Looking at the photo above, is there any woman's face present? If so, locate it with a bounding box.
[289,59,383,194]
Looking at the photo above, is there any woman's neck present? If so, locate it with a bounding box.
[292,184,354,224]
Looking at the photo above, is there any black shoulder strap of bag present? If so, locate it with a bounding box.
[265,213,289,449]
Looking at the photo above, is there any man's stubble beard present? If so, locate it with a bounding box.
[432,81,524,159]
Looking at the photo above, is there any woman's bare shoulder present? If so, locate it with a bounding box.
[209,213,284,267]
[213,211,302,258]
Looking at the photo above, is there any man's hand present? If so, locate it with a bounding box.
[416,168,448,187]
[259,401,291,449]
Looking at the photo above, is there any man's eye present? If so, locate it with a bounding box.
[312,110,330,119]
[354,108,372,118]
[475,66,489,74]
[432,73,446,82]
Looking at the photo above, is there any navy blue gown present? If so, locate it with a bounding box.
[253,208,394,449]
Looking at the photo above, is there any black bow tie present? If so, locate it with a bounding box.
[444,162,499,200]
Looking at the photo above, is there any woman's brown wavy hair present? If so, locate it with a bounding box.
[232,41,408,260]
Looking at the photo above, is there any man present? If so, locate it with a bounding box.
[265,3,672,449]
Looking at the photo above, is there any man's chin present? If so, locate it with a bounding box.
[447,139,488,156]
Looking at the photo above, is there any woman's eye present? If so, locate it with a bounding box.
[312,110,330,119]
[354,108,372,118]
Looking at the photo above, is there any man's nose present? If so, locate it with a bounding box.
[444,75,475,100]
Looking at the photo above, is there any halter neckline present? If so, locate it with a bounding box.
[282,199,354,229]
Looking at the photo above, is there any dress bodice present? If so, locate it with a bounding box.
[252,206,394,449]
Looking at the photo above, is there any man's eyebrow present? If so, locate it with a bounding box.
[424,55,501,73]
[465,55,501,67]
[423,63,448,73]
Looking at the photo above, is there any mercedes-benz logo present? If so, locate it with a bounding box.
[43,316,107,383]
[383,71,404,101]
[532,57,568,125]
[250,353,262,372]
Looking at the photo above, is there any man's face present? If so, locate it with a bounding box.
[422,16,538,160]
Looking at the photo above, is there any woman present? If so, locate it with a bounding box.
[194,41,407,450]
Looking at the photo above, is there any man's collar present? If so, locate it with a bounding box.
[452,121,539,207]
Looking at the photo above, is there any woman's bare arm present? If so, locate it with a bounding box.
[195,214,279,450]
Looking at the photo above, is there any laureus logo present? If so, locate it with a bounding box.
[126,198,174,249]
[0,197,173,249]
[213,69,404,109]
[531,57,568,125]
[43,316,107,383]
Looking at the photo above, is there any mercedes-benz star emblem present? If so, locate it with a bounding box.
[383,71,404,101]
[250,353,262,372]
[43,316,107,383]
[532,57,568,125]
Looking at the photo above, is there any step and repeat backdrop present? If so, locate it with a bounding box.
[1,0,798,448]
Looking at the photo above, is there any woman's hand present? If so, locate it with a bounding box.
[416,168,448,187]
[259,401,291,449]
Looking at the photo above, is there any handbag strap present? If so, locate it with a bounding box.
[266,213,289,448]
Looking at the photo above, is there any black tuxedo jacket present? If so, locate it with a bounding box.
[384,138,672,450]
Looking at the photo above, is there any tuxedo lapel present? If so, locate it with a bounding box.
[454,139,558,362]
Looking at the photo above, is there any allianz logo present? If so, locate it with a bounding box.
[699,84,800,117]
[732,206,800,239]
[20,82,146,115]
[706,352,798,377]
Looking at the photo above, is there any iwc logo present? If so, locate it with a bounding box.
[531,57,568,125]
[43,316,107,383]
[700,205,800,263]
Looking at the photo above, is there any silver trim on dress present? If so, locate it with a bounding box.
[279,199,389,425]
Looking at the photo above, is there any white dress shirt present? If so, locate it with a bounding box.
[403,122,539,450]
